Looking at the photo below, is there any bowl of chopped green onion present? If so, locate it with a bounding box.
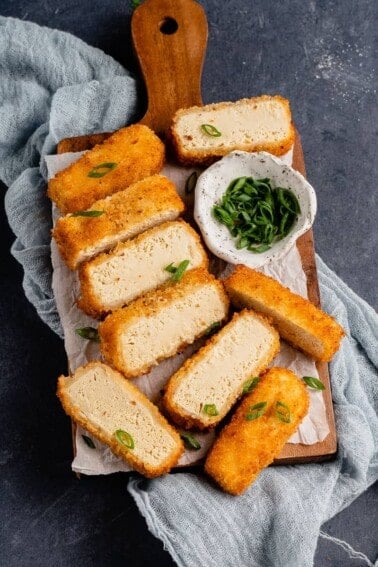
[194,151,317,268]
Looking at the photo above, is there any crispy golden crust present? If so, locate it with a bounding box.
[205,367,309,494]
[52,174,184,270]
[162,309,280,430]
[57,132,112,154]
[77,219,209,318]
[224,265,345,362]
[99,269,229,378]
[48,124,165,214]
[168,95,295,166]
[57,361,184,478]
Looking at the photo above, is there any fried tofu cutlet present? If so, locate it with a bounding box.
[57,361,184,478]
[205,367,309,495]
[52,174,184,270]
[78,220,208,318]
[98,269,229,379]
[163,310,280,430]
[224,265,345,362]
[168,95,295,166]
[48,124,165,213]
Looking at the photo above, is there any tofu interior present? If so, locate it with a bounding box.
[65,365,177,467]
[176,99,290,151]
[171,313,278,419]
[119,283,227,372]
[86,221,206,310]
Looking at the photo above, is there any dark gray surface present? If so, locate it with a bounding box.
[1,1,377,566]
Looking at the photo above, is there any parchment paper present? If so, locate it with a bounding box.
[46,149,329,475]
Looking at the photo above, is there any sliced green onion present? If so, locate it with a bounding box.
[303,376,325,390]
[245,401,267,421]
[275,401,291,423]
[212,176,301,253]
[82,435,96,449]
[180,432,201,450]
[131,0,141,8]
[75,327,99,342]
[248,244,272,253]
[172,260,190,281]
[185,171,198,194]
[71,210,104,217]
[204,321,222,337]
[242,377,260,394]
[115,429,134,449]
[87,162,117,178]
[164,260,190,282]
[200,124,222,137]
[164,263,177,274]
[203,404,219,416]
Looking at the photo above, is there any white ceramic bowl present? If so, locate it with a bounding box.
[194,151,317,269]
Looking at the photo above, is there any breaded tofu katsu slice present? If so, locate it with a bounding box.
[48,124,165,213]
[99,269,229,378]
[52,175,184,270]
[163,310,280,430]
[169,95,295,166]
[205,367,309,494]
[57,361,183,478]
[78,220,208,318]
[224,265,345,362]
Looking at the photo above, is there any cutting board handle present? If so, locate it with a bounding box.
[131,0,208,136]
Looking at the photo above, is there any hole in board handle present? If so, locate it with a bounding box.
[159,17,178,35]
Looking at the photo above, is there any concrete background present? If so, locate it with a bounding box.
[1,0,377,565]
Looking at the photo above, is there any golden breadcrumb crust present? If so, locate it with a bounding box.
[57,132,112,154]
[224,265,345,362]
[52,174,184,270]
[205,367,309,494]
[56,361,184,478]
[48,124,165,214]
[162,309,280,430]
[168,95,295,166]
[78,219,209,318]
[98,268,229,378]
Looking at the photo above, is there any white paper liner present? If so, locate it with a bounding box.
[46,147,329,476]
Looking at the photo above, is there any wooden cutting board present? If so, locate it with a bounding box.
[58,0,337,465]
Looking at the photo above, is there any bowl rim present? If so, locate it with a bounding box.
[194,150,317,269]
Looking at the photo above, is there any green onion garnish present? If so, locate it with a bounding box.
[164,263,176,274]
[200,124,222,137]
[204,321,222,337]
[212,176,301,253]
[75,327,99,342]
[245,401,267,421]
[242,377,260,394]
[180,432,201,450]
[203,404,219,416]
[71,210,104,217]
[115,429,135,449]
[131,0,141,8]
[275,401,291,423]
[82,435,96,449]
[303,376,325,390]
[185,171,198,194]
[87,162,117,178]
[164,259,190,282]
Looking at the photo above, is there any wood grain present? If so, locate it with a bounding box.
[57,0,336,465]
[275,131,337,463]
[132,0,208,135]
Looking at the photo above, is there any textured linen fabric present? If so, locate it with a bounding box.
[0,17,139,335]
[1,17,377,567]
[129,257,378,567]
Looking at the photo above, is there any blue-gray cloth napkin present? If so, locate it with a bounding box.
[1,17,377,567]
